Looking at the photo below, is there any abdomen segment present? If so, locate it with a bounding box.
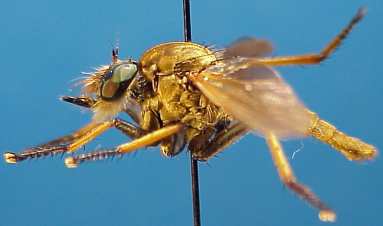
[307,111,377,161]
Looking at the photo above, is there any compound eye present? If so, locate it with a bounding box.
[100,63,137,100]
[111,63,137,83]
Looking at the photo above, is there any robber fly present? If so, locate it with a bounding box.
[4,8,377,222]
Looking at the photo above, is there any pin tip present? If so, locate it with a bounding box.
[65,157,78,168]
[4,152,17,164]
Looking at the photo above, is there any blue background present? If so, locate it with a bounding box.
[1,0,382,226]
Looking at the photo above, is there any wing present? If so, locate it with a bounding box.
[191,58,312,138]
[223,37,273,58]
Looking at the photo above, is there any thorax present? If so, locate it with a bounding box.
[137,42,229,137]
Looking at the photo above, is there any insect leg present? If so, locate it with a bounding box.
[4,118,147,164]
[113,118,147,139]
[61,95,147,139]
[265,132,336,222]
[306,110,377,161]
[64,123,185,168]
[4,121,114,164]
[256,8,365,66]
[192,122,250,161]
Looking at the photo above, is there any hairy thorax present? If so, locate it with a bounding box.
[138,42,230,142]
[140,74,229,142]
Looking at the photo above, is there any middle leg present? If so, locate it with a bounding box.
[64,123,185,168]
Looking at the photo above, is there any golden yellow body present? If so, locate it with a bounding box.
[139,42,230,153]
[4,8,377,223]
[307,110,376,160]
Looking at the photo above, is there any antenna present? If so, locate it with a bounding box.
[182,1,202,226]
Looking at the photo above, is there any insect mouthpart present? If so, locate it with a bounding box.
[100,62,138,101]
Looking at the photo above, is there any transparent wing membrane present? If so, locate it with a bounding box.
[223,37,273,58]
[192,59,312,138]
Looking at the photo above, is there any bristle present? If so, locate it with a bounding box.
[80,65,110,95]
[64,149,122,168]
[91,95,128,122]
[3,146,68,163]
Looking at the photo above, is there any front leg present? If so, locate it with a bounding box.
[4,121,113,163]
[4,118,147,164]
